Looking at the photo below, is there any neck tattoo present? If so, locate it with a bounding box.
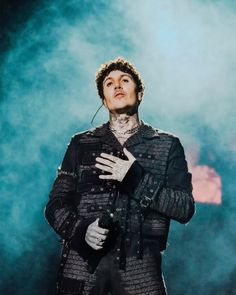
[109,123,140,136]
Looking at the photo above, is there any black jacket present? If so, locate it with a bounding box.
[45,120,195,277]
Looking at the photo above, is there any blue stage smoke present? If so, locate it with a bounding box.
[1,1,236,294]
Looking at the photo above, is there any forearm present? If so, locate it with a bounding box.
[150,186,195,223]
[121,137,195,223]
[45,173,96,257]
[45,172,80,238]
[126,167,195,223]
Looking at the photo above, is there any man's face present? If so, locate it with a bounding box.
[102,70,140,114]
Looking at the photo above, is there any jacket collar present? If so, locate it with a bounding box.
[87,120,159,149]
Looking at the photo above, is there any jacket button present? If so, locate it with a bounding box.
[148,155,151,158]
[106,181,112,187]
[150,189,154,193]
[139,154,142,157]
[91,188,95,192]
[92,152,96,156]
[100,188,104,191]
[93,171,96,174]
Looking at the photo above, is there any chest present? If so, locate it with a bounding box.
[74,135,172,220]
[75,136,172,183]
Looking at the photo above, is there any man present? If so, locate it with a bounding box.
[45,57,195,295]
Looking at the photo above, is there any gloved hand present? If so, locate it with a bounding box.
[95,148,136,182]
[85,218,109,250]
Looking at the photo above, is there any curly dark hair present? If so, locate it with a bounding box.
[95,57,145,100]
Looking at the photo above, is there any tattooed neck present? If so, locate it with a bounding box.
[109,113,141,135]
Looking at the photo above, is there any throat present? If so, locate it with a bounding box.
[109,120,141,146]
[111,132,132,146]
[108,113,141,136]
[109,124,140,135]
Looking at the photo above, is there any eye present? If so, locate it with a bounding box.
[106,81,112,87]
[122,78,129,82]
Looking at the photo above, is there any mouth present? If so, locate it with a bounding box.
[114,92,125,98]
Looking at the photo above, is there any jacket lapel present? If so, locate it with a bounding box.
[87,120,160,149]
[87,122,122,150]
[124,120,160,148]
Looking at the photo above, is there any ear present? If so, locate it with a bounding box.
[137,93,143,101]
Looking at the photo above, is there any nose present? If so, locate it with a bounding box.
[114,83,122,90]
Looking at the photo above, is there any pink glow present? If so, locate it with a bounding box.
[186,142,222,204]
[191,164,222,204]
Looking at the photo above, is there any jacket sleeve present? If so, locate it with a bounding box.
[44,136,96,258]
[122,137,195,224]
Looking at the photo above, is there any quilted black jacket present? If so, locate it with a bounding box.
[45,120,195,278]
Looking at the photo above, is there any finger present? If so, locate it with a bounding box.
[95,235,106,242]
[85,235,102,249]
[87,235,106,248]
[95,163,113,173]
[85,235,101,244]
[88,218,99,227]
[92,244,103,250]
[93,225,109,235]
[96,240,105,246]
[89,232,108,242]
[99,174,115,180]
[86,235,96,244]
[96,157,114,167]
[88,234,106,244]
[87,241,103,250]
[86,219,98,235]
[88,226,109,237]
[95,226,109,235]
[123,148,135,161]
[100,153,119,162]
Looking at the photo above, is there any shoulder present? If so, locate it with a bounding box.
[69,122,108,143]
[157,130,182,150]
[157,129,178,139]
[142,120,179,142]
